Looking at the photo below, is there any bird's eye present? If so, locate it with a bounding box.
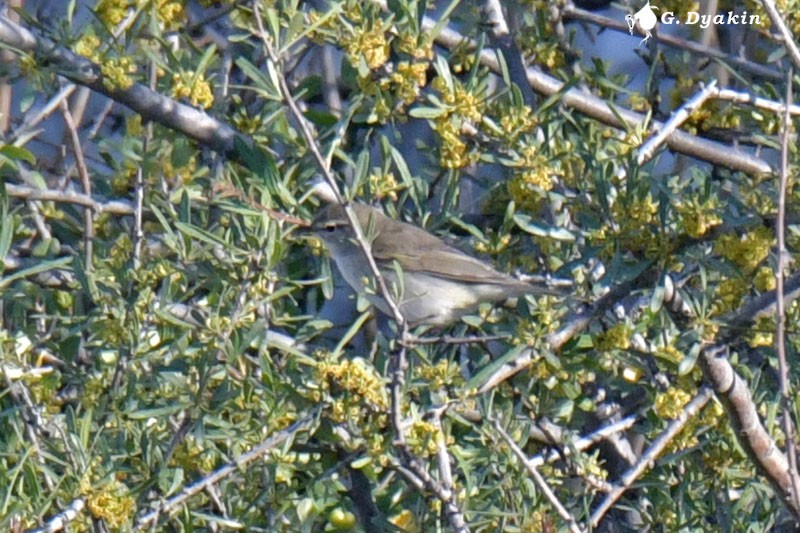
[325,224,337,233]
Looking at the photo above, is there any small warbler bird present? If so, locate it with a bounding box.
[312,202,567,327]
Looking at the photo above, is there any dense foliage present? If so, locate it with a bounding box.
[1,0,799,531]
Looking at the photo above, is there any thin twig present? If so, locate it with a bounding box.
[252,2,405,328]
[589,387,713,528]
[477,268,660,393]
[134,411,318,530]
[776,68,800,510]
[760,0,800,70]
[5,183,132,214]
[60,99,94,270]
[527,415,638,468]
[638,80,719,165]
[10,83,76,143]
[491,418,584,533]
[87,99,115,139]
[713,86,800,115]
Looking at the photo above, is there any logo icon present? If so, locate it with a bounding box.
[625,1,659,46]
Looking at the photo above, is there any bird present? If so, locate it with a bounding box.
[311,202,567,327]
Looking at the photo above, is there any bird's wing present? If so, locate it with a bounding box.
[372,237,523,287]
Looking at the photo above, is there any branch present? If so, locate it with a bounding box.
[760,0,800,70]
[589,388,713,527]
[425,18,773,175]
[637,80,718,165]
[134,411,318,530]
[28,498,86,533]
[681,271,800,520]
[477,266,660,393]
[253,5,406,330]
[5,182,135,214]
[491,418,584,533]
[0,11,774,177]
[61,99,94,270]
[0,16,243,156]
[776,68,800,511]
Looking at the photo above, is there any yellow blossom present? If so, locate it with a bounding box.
[676,196,722,238]
[171,71,214,109]
[754,266,776,292]
[407,419,444,457]
[155,0,184,29]
[101,56,136,90]
[346,22,390,70]
[654,387,692,420]
[73,34,101,63]
[747,316,774,347]
[96,0,131,27]
[712,277,747,315]
[86,480,136,529]
[595,323,631,351]
[715,227,773,273]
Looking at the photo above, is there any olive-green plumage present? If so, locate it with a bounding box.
[313,203,562,326]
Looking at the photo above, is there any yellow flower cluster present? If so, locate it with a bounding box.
[576,452,609,484]
[656,388,727,454]
[441,85,482,123]
[594,323,631,352]
[170,436,217,472]
[96,0,131,27]
[608,193,665,257]
[515,307,558,348]
[86,480,136,529]
[317,358,388,423]
[162,154,198,185]
[397,31,433,61]
[428,77,486,168]
[155,0,184,30]
[473,230,512,256]
[715,226,773,273]
[366,171,401,201]
[383,60,428,104]
[534,42,564,70]
[676,195,722,238]
[433,118,474,169]
[654,387,692,420]
[345,21,390,70]
[407,419,445,457]
[712,277,746,315]
[499,105,537,141]
[388,509,418,531]
[745,0,797,32]
[416,359,452,390]
[627,92,651,113]
[616,193,658,225]
[73,33,101,63]
[171,71,214,109]
[507,147,556,211]
[747,316,774,348]
[754,266,776,292]
[101,56,136,90]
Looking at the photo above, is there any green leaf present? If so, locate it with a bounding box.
[409,106,447,119]
[175,221,231,249]
[0,145,36,164]
[468,344,528,391]
[513,213,576,241]
[0,181,11,264]
[0,256,72,290]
